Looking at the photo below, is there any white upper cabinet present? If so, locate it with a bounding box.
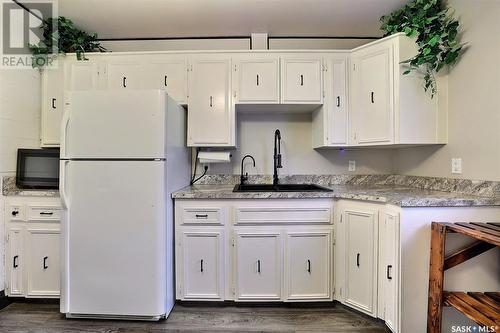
[44,37,445,148]
[233,57,280,104]
[65,60,102,91]
[235,231,282,301]
[105,61,142,89]
[350,33,443,146]
[41,66,64,147]
[285,231,331,301]
[351,43,393,145]
[187,56,234,147]
[281,57,323,104]
[142,57,188,104]
[329,58,348,145]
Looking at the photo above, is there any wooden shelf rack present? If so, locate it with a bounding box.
[427,222,500,333]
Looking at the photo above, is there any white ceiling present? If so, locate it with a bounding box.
[56,0,410,39]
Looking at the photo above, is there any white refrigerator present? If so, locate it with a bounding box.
[59,90,190,320]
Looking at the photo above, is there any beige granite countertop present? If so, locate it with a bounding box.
[2,176,59,197]
[172,184,500,207]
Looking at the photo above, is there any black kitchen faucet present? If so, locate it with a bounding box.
[273,129,282,186]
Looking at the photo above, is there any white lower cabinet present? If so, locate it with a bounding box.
[174,199,399,332]
[175,199,334,303]
[380,211,400,333]
[234,231,282,301]
[4,197,61,298]
[25,229,60,297]
[177,230,224,300]
[336,200,399,332]
[6,227,24,296]
[343,207,378,316]
[285,231,332,300]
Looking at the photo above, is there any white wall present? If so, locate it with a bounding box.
[269,38,375,50]
[101,37,374,52]
[100,38,250,52]
[209,112,394,175]
[394,0,500,181]
[0,69,41,293]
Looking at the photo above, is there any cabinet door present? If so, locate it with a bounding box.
[285,231,331,300]
[187,57,233,146]
[381,211,399,332]
[65,61,100,90]
[344,208,378,316]
[106,63,142,89]
[26,229,60,297]
[281,58,323,104]
[328,59,348,145]
[235,232,281,300]
[178,231,224,300]
[142,59,188,104]
[6,228,23,296]
[352,45,394,144]
[235,58,279,104]
[41,66,64,147]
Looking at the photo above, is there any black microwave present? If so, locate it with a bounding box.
[16,149,60,189]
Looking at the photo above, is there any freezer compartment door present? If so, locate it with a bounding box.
[63,160,167,316]
[61,90,167,159]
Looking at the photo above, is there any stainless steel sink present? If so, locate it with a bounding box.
[233,183,332,192]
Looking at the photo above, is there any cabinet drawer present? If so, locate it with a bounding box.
[7,203,25,222]
[235,207,332,225]
[182,207,223,225]
[27,205,61,222]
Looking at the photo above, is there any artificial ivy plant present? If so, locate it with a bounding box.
[30,16,106,68]
[380,0,463,97]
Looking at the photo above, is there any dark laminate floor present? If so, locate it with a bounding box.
[0,300,390,333]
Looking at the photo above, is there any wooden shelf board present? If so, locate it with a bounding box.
[443,291,500,327]
[441,223,500,247]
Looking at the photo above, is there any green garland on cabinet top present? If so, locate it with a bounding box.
[30,16,106,69]
[380,0,464,97]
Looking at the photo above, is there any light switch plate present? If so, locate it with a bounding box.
[451,158,462,174]
[348,160,356,172]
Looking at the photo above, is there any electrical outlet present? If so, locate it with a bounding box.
[451,158,462,174]
[348,160,356,172]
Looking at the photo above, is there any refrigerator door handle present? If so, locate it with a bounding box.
[60,107,71,158]
[60,160,69,209]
